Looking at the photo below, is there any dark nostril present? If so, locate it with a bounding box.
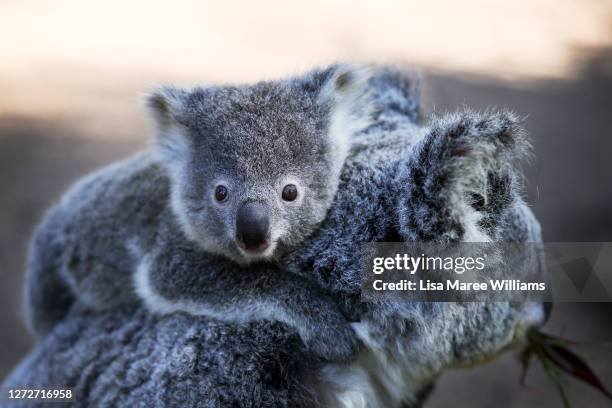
[543,301,553,323]
[236,202,270,251]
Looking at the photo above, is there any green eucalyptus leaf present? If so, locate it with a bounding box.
[522,329,612,405]
[540,355,572,408]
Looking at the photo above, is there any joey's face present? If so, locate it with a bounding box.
[172,130,336,263]
[145,65,370,263]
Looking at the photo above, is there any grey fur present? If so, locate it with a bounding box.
[25,64,371,361]
[16,65,547,407]
[147,64,369,262]
[276,87,545,406]
[4,304,324,408]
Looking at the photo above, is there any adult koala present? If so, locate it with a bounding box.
[279,70,548,407]
[3,67,548,408]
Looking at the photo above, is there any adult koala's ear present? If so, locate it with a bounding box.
[397,110,530,243]
[143,86,191,163]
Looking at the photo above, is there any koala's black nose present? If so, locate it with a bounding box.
[236,202,270,252]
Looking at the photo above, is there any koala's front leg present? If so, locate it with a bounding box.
[132,242,358,362]
[396,110,529,242]
[260,273,361,362]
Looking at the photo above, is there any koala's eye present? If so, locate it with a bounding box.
[214,185,228,202]
[281,184,298,202]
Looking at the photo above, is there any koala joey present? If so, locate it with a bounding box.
[25,64,372,361]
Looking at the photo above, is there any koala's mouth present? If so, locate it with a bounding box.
[235,239,277,260]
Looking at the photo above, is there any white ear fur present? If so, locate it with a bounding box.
[142,86,191,163]
[319,64,373,105]
[143,86,189,128]
[322,65,373,194]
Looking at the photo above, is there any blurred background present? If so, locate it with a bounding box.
[1,1,611,406]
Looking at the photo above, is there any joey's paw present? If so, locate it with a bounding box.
[302,322,359,362]
[398,110,530,242]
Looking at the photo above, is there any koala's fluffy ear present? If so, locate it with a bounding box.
[143,86,191,162]
[397,110,530,243]
[143,86,189,129]
[315,64,373,187]
[319,64,372,105]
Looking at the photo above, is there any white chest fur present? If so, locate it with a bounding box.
[315,321,431,408]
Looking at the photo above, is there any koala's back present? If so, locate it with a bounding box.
[26,151,171,335]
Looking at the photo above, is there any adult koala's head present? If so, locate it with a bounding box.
[395,109,552,365]
[145,65,370,263]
